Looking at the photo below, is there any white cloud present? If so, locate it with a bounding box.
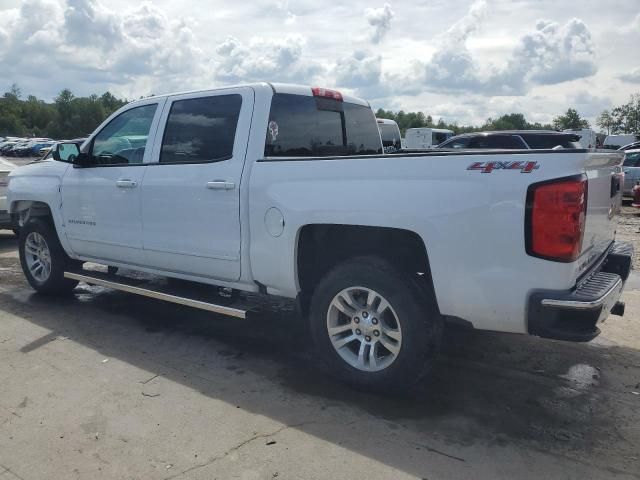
[364,3,394,44]
[619,68,640,84]
[214,35,323,84]
[0,0,204,96]
[392,1,598,97]
[0,0,637,130]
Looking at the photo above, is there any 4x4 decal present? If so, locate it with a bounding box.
[467,161,539,173]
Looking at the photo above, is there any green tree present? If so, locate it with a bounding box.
[596,110,615,135]
[552,108,590,130]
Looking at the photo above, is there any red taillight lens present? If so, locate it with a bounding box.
[526,176,587,262]
[311,87,343,101]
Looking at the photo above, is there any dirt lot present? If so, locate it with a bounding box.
[0,210,639,479]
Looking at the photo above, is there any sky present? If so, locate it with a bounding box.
[0,0,639,126]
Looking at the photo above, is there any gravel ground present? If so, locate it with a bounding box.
[617,202,640,270]
[0,210,639,479]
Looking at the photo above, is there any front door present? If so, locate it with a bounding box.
[140,87,254,281]
[61,99,164,265]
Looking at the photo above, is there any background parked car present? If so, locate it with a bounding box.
[376,118,402,153]
[622,149,640,198]
[619,141,640,151]
[604,134,638,150]
[437,130,582,149]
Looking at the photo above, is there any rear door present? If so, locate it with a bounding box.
[140,87,253,281]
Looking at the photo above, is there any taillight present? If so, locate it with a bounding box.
[312,87,343,101]
[526,175,588,262]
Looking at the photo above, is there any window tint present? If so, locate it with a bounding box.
[265,94,382,157]
[92,104,157,165]
[521,134,580,149]
[624,153,640,167]
[467,135,525,149]
[160,95,241,164]
[439,137,469,149]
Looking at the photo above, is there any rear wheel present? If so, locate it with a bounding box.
[19,218,79,294]
[309,256,442,392]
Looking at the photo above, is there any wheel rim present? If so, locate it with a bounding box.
[326,286,402,372]
[24,232,52,283]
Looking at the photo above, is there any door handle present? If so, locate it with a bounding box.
[116,179,138,188]
[207,181,235,190]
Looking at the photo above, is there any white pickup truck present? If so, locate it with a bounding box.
[7,83,634,391]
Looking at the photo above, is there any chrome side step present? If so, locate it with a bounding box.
[64,271,247,319]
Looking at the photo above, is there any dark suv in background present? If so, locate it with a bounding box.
[437,130,582,150]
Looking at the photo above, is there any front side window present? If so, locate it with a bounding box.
[160,94,242,164]
[91,104,157,165]
[265,94,382,157]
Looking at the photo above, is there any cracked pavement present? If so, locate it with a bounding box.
[1,208,640,479]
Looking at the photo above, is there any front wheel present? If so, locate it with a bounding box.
[19,218,79,294]
[309,256,442,392]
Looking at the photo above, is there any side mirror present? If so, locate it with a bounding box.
[53,142,80,163]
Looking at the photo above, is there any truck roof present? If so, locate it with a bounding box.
[128,83,370,108]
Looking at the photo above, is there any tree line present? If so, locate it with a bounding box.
[1,84,638,140]
[377,93,639,136]
[596,94,640,135]
[0,84,127,139]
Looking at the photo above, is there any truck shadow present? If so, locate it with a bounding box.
[2,283,639,477]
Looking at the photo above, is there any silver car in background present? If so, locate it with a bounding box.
[623,149,640,198]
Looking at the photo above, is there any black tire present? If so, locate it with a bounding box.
[19,218,79,295]
[309,256,442,392]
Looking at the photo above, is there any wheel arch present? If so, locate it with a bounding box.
[295,223,438,315]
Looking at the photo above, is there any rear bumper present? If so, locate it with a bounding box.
[527,241,634,342]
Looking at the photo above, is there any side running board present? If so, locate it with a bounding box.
[64,270,247,319]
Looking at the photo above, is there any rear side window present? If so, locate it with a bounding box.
[265,93,382,157]
[160,94,241,164]
[521,134,579,149]
[467,135,525,149]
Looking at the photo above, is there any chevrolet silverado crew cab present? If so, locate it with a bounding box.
[7,83,634,391]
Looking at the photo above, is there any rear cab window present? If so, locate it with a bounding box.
[265,93,382,157]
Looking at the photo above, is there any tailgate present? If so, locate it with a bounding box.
[580,151,624,272]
